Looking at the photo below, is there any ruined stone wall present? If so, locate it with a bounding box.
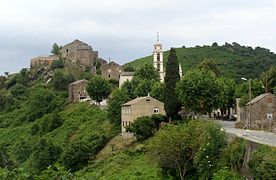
[61,40,94,68]
[30,55,60,68]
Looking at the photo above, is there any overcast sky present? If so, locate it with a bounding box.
[0,0,276,75]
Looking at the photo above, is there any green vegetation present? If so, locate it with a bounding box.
[124,42,276,81]
[86,76,112,104]
[126,115,165,141]
[0,42,275,179]
[176,69,221,115]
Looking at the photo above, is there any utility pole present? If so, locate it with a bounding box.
[248,79,252,129]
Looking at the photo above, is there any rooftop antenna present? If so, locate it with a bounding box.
[157,32,159,42]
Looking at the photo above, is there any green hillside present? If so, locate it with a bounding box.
[124,42,276,80]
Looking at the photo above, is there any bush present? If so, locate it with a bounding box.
[9,83,28,98]
[51,71,75,91]
[149,120,226,180]
[213,167,241,180]
[51,60,64,69]
[30,139,62,173]
[61,135,107,172]
[126,116,158,141]
[249,145,276,179]
[26,88,63,121]
[218,138,246,172]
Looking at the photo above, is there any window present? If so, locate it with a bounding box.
[108,74,110,78]
[153,108,159,114]
[122,121,124,127]
[66,49,69,52]
[157,53,160,61]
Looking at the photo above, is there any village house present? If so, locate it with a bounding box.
[61,39,98,68]
[101,61,123,81]
[68,79,90,103]
[236,93,276,132]
[119,72,134,88]
[30,55,60,68]
[121,95,166,137]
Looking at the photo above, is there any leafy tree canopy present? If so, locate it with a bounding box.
[176,69,221,114]
[86,76,112,104]
[51,43,61,56]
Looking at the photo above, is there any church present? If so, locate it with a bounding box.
[153,34,183,82]
[119,35,183,87]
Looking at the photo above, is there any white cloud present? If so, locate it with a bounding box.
[0,0,276,74]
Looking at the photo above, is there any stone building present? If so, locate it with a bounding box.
[119,72,134,88]
[68,79,90,103]
[61,39,98,68]
[101,61,123,81]
[236,93,276,132]
[30,55,60,68]
[121,95,165,137]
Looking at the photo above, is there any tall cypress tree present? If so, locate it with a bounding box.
[164,48,181,122]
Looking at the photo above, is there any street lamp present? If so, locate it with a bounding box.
[241,77,251,129]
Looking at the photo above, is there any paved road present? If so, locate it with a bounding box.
[211,120,276,147]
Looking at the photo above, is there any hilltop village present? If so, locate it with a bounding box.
[0,38,275,179]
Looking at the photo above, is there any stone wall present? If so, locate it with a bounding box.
[68,79,89,103]
[30,55,60,68]
[61,39,94,68]
[101,61,123,81]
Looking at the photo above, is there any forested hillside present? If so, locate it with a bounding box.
[124,42,276,81]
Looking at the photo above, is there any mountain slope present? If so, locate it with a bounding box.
[124,43,276,80]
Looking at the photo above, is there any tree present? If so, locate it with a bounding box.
[149,120,226,180]
[133,64,159,81]
[86,76,111,104]
[51,43,61,56]
[51,71,75,91]
[151,82,164,102]
[176,69,221,115]
[163,48,181,122]
[197,59,220,75]
[235,79,264,107]
[107,88,130,126]
[261,66,276,93]
[217,78,237,115]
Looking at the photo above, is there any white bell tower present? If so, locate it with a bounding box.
[153,32,165,82]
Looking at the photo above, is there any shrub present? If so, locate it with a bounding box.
[30,139,62,173]
[213,167,241,180]
[249,145,276,179]
[126,116,158,141]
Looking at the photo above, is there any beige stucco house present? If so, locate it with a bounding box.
[236,93,276,132]
[121,95,165,137]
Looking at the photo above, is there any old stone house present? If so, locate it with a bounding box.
[236,93,276,132]
[119,72,134,88]
[68,79,90,103]
[121,95,165,137]
[30,55,60,68]
[61,39,98,68]
[101,61,123,81]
